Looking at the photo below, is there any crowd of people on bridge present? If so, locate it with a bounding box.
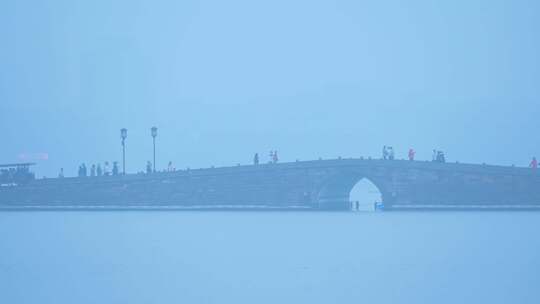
[59,148,539,179]
[252,148,539,171]
[61,160,177,178]
[73,162,120,178]
[383,146,447,163]
[0,165,35,183]
[381,146,539,169]
[432,150,446,163]
[252,151,279,165]
[382,146,395,160]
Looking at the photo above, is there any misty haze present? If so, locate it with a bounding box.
[1,0,539,303]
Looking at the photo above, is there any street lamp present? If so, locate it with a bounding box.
[151,126,157,172]
[120,128,127,175]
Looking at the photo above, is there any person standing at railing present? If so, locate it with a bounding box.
[382,146,388,160]
[112,162,119,176]
[408,148,415,161]
[530,157,538,170]
[253,153,259,165]
[388,147,395,160]
[104,162,110,176]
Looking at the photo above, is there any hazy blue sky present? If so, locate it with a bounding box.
[1,0,539,177]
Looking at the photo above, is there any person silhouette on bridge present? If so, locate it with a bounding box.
[408,148,416,161]
[112,162,119,176]
[382,146,389,160]
[530,157,538,170]
[78,163,87,177]
[104,162,110,176]
[436,151,446,163]
[253,153,259,165]
[388,147,395,160]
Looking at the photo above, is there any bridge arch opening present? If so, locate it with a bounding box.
[349,178,382,211]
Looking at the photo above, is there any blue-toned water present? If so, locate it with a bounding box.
[1,211,539,304]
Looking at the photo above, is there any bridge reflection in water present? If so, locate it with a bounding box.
[1,159,539,211]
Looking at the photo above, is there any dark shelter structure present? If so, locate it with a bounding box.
[0,159,539,210]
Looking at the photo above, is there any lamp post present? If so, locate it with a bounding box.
[121,128,127,175]
[151,126,157,172]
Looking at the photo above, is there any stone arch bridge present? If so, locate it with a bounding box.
[1,159,539,210]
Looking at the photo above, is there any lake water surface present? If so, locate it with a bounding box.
[1,211,539,304]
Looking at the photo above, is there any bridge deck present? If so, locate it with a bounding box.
[26,158,537,186]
